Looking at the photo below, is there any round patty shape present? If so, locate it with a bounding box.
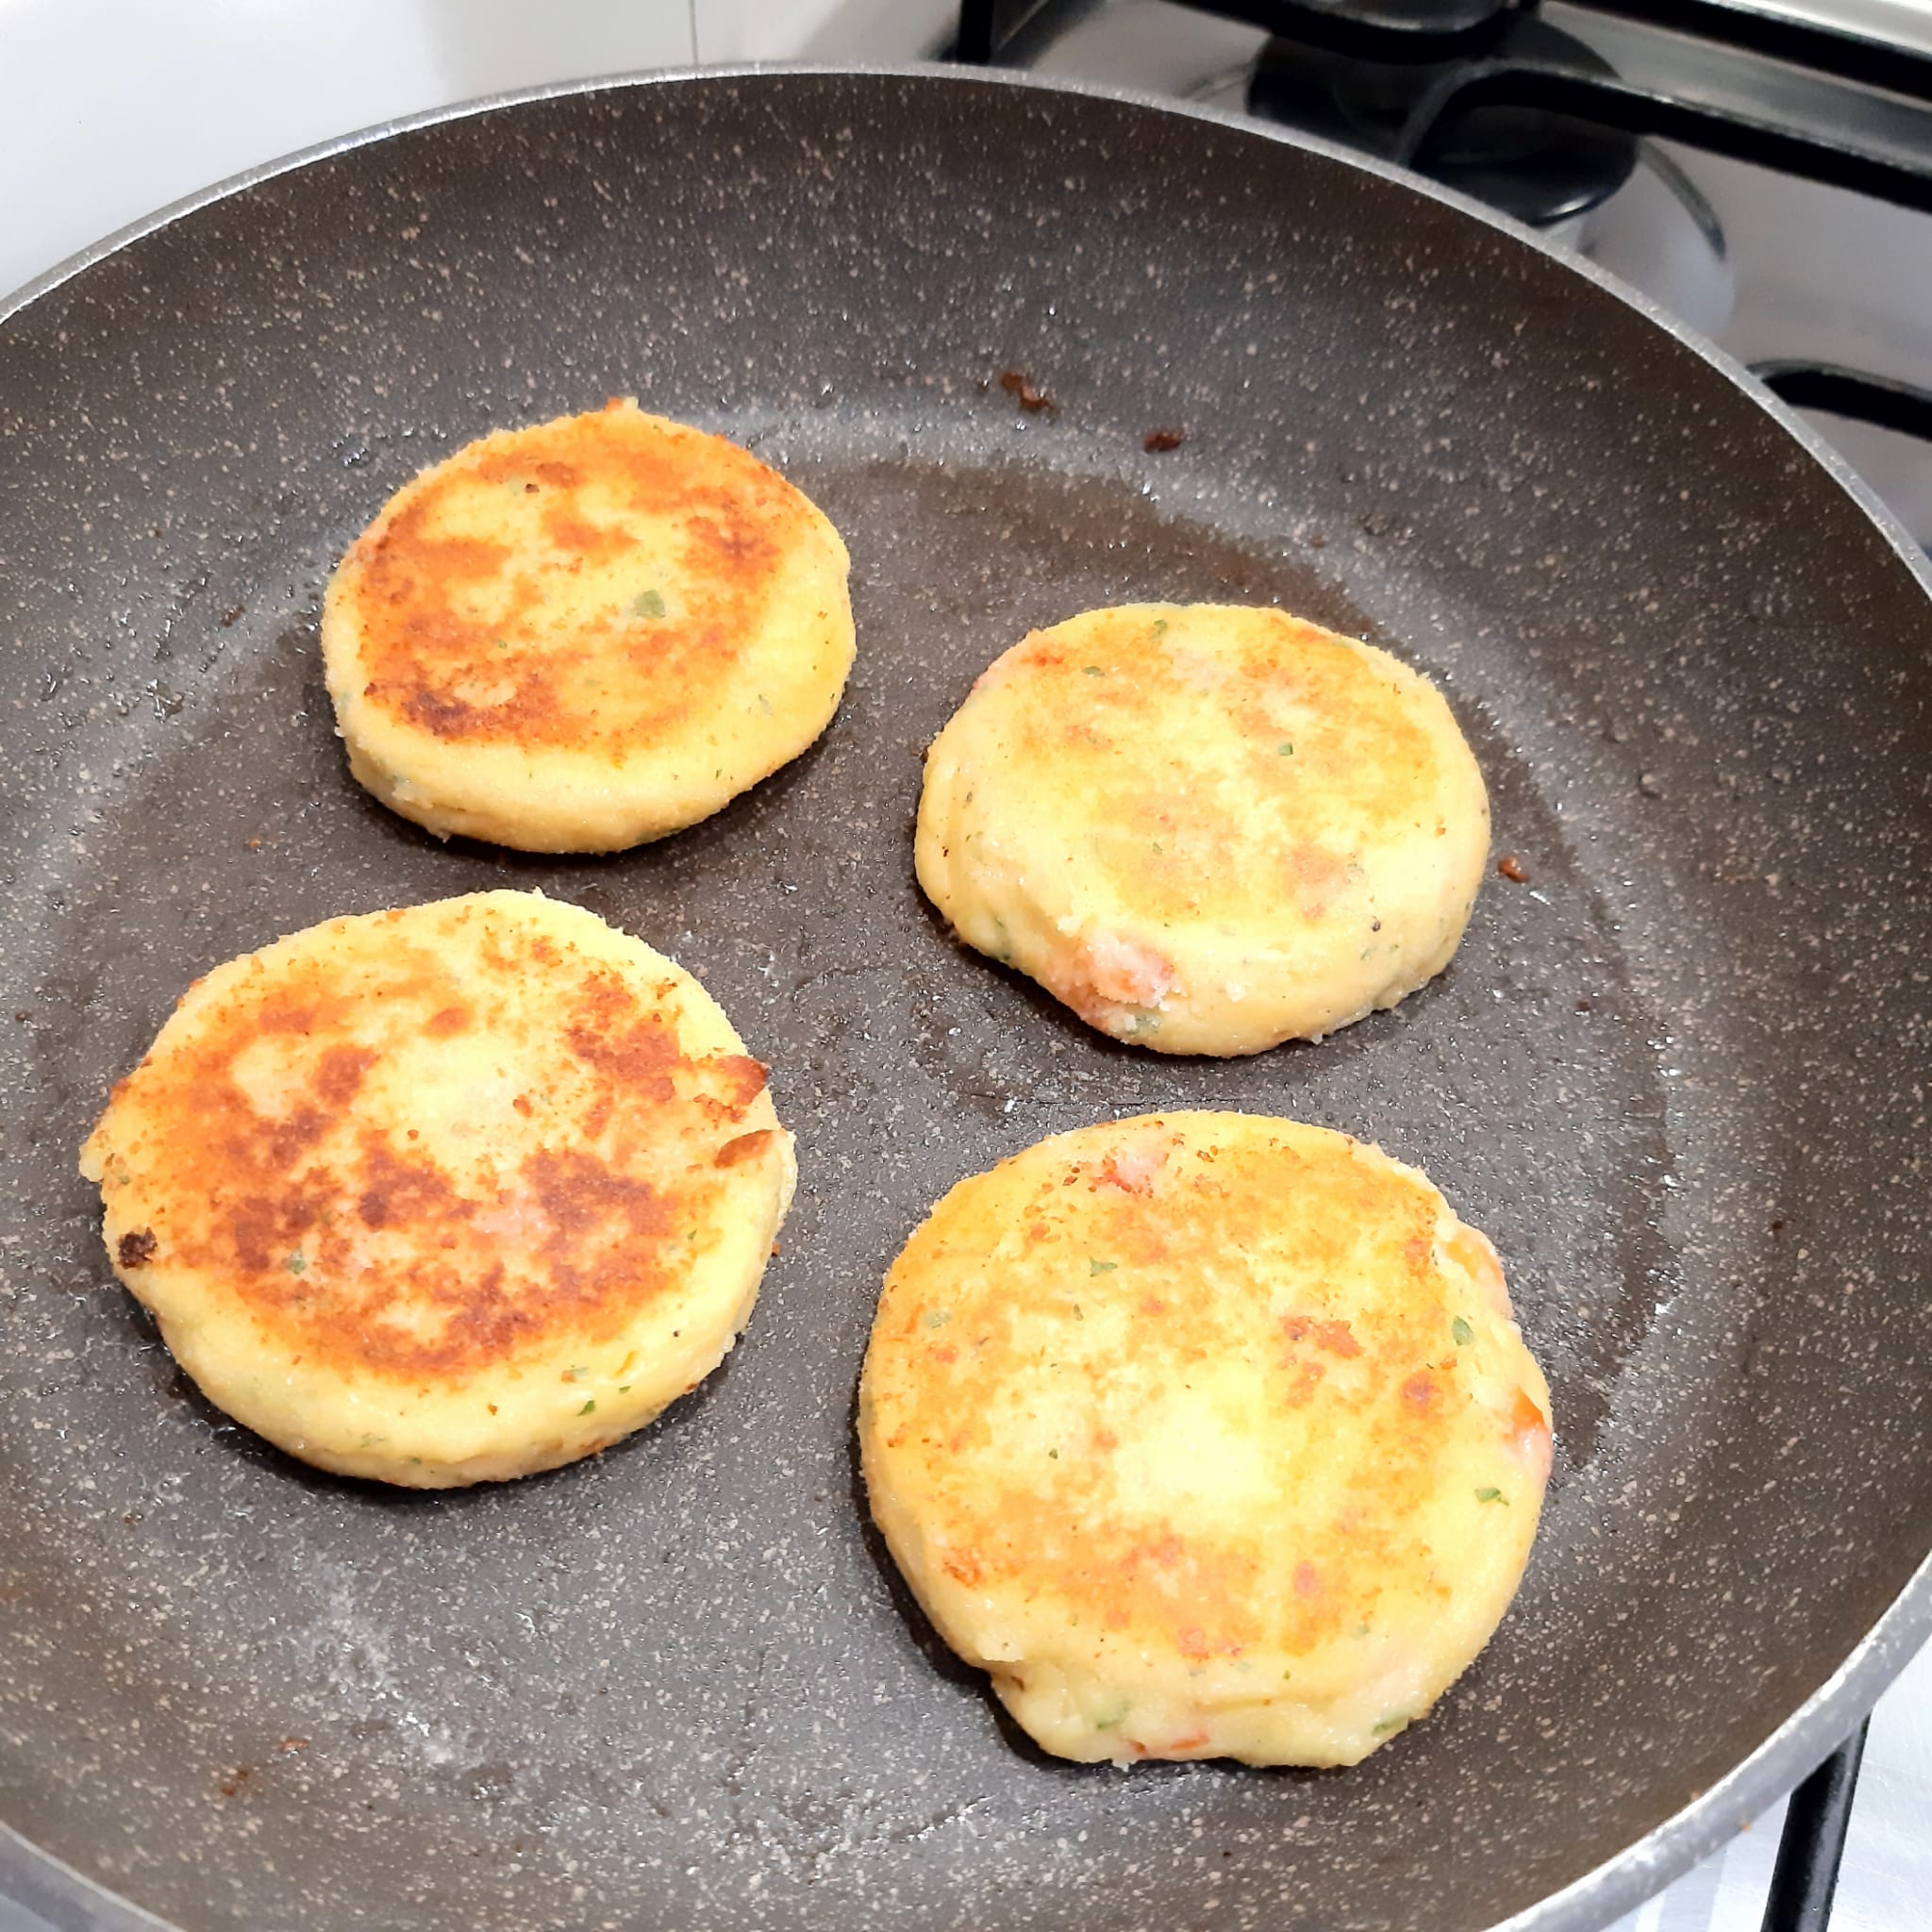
[321,398,855,853]
[915,604,1491,1056]
[858,1111,1551,1767]
[78,891,794,1488]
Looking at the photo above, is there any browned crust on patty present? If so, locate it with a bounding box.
[337,399,812,755]
[864,1116,1551,1663]
[95,908,771,1385]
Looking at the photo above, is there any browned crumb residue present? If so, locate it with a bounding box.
[1142,428,1185,453]
[100,911,771,1385]
[341,400,813,752]
[999,370,1054,412]
[1496,853,1529,883]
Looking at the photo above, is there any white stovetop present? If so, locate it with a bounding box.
[3,5,1926,1932]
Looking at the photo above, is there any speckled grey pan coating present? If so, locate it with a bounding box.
[2,65,1930,1932]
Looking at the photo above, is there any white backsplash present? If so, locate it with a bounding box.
[0,0,949,303]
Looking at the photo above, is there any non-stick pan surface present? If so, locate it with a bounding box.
[3,66,1930,1932]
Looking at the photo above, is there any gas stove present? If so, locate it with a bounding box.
[958,0,1932,550]
[955,4,1932,1927]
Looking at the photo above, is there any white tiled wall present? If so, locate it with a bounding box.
[0,0,952,301]
[694,0,953,60]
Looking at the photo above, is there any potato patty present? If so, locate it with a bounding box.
[78,891,794,1487]
[322,398,855,852]
[858,1112,1551,1766]
[915,604,1490,1055]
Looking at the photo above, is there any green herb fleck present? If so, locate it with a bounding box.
[756,691,773,715]
[284,1251,307,1276]
[1452,1316,1474,1346]
[1277,741,1295,757]
[1282,1667,1293,1680]
[564,1365,586,1382]
[1476,1486,1507,1505]
[1356,1622,1371,1637]
[1151,840,1164,854]
[618,1384,632,1393]
[1072,1304,1085,1321]
[492,637,511,651]
[1093,1698,1132,1728]
[578,1399,596,1416]
[924,1308,953,1330]
[1372,1716,1407,1736]
[1048,1448,1059,1459]
[1152,618,1169,636]
[630,588,666,619]
[1090,1259,1118,1275]
[1082,665,1105,677]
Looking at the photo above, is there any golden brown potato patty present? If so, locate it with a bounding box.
[916,604,1491,1055]
[859,1111,1551,1766]
[322,398,854,851]
[79,891,794,1486]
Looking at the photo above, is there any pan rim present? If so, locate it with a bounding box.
[3,58,1929,1932]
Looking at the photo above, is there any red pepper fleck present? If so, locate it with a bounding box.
[1497,854,1529,883]
[1143,427,1185,453]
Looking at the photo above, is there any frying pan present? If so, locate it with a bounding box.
[2,64,1929,1932]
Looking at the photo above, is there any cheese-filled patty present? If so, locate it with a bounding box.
[322,398,855,853]
[915,604,1491,1055]
[858,1111,1551,1767]
[79,891,794,1487]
